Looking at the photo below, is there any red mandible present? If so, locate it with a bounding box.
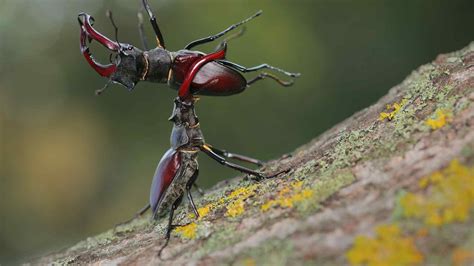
[178,45,227,99]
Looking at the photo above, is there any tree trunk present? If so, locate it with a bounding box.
[35,43,474,266]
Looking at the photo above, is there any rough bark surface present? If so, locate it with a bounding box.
[35,43,474,266]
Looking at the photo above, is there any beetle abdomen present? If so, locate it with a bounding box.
[171,51,247,96]
[149,148,181,216]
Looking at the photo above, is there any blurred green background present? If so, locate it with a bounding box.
[0,0,473,263]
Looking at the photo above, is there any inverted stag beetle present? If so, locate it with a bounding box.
[78,0,300,256]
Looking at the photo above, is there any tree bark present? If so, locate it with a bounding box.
[35,43,474,266]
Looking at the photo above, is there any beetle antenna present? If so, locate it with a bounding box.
[106,10,121,50]
[95,79,112,96]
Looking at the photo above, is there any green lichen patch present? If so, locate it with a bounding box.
[52,256,78,266]
[113,214,151,235]
[68,229,117,252]
[329,49,470,166]
[309,169,355,205]
[461,143,474,159]
[194,222,243,258]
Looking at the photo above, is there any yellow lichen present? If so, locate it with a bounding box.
[260,180,314,212]
[197,204,211,218]
[418,171,443,189]
[400,159,474,226]
[452,248,474,266]
[222,184,260,218]
[241,258,256,266]
[188,184,261,220]
[417,176,430,189]
[174,222,198,239]
[228,184,258,200]
[187,203,214,219]
[291,180,304,189]
[379,99,407,121]
[261,200,275,212]
[226,200,245,217]
[425,109,450,129]
[346,224,423,266]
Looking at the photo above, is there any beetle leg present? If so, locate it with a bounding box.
[186,169,200,218]
[114,204,150,229]
[187,189,199,217]
[141,0,166,48]
[247,72,294,87]
[184,10,261,50]
[158,195,183,258]
[204,144,264,166]
[200,144,267,180]
[217,60,300,78]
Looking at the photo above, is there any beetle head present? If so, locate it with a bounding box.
[169,97,199,125]
[78,13,145,92]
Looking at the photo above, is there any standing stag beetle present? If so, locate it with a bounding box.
[156,98,288,254]
[78,0,299,257]
[150,50,289,256]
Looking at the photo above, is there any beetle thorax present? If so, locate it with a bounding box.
[169,98,204,149]
[169,98,199,126]
[143,48,172,83]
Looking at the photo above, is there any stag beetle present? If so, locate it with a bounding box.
[78,0,300,95]
[147,50,289,256]
[152,97,287,256]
